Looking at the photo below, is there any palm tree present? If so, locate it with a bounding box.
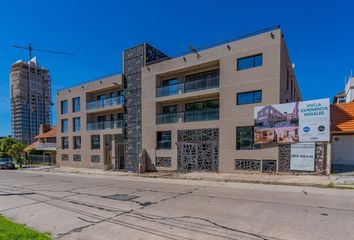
[8,143,26,168]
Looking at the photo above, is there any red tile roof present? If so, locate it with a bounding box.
[331,103,354,133]
[34,127,57,139]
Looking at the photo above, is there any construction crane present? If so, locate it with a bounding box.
[12,43,74,60]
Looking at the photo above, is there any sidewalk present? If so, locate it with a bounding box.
[23,166,338,188]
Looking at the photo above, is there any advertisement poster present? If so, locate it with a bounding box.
[290,142,315,171]
[298,98,330,142]
[254,98,329,144]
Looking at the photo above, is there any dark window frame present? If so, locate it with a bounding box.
[61,137,69,149]
[61,119,68,133]
[72,97,80,112]
[237,90,262,105]
[156,131,172,150]
[91,135,100,150]
[73,136,81,149]
[73,117,81,132]
[237,54,263,71]
[61,100,68,114]
[236,126,260,150]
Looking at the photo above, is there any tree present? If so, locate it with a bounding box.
[8,143,26,167]
[0,137,18,156]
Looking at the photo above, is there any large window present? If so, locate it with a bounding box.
[72,97,80,112]
[236,127,260,150]
[73,136,81,149]
[185,99,219,111]
[61,119,68,133]
[162,105,177,114]
[61,100,68,114]
[157,131,172,149]
[237,90,262,105]
[91,135,100,149]
[73,117,81,132]
[237,54,263,71]
[62,137,69,149]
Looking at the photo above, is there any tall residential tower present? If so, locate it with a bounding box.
[10,57,52,144]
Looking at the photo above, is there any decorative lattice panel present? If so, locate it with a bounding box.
[263,160,277,172]
[156,157,172,167]
[177,128,219,172]
[235,159,261,171]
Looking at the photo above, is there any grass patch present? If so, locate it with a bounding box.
[0,215,51,240]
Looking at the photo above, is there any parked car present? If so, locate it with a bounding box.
[0,158,15,169]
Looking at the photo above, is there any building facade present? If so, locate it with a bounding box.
[10,57,52,144]
[56,26,301,173]
[333,74,354,104]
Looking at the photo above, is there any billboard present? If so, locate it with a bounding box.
[254,98,329,144]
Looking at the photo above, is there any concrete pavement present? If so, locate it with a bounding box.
[0,170,353,240]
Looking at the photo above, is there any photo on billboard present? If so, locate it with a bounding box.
[254,102,299,144]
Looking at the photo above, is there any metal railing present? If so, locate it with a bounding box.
[156,109,219,124]
[86,96,124,110]
[87,119,124,131]
[156,77,219,97]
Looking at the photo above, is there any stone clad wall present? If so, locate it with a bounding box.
[278,143,326,174]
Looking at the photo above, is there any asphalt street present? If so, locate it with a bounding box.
[0,170,353,240]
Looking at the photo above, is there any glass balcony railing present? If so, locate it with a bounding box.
[156,112,179,124]
[87,120,124,131]
[86,96,124,110]
[156,76,219,97]
[184,109,219,122]
[156,109,219,124]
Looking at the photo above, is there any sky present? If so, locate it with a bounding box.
[0,0,353,136]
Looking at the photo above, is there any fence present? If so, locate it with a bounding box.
[27,155,56,166]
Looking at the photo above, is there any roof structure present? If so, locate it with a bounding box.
[34,127,56,139]
[331,103,354,133]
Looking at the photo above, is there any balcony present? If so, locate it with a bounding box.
[86,96,124,111]
[156,109,219,124]
[36,142,57,151]
[87,119,124,131]
[156,76,219,98]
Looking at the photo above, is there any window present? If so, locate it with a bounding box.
[286,68,290,90]
[237,90,262,105]
[157,131,171,149]
[185,99,219,111]
[61,119,68,133]
[62,137,69,149]
[73,136,81,149]
[162,105,177,114]
[73,117,81,132]
[237,54,263,71]
[91,135,100,149]
[91,155,100,163]
[72,97,80,112]
[236,127,260,150]
[61,100,68,114]
[73,154,81,162]
[61,154,69,161]
[97,94,106,101]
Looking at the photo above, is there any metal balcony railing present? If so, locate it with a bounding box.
[156,76,219,98]
[36,142,57,150]
[86,96,124,111]
[156,109,219,124]
[87,120,124,131]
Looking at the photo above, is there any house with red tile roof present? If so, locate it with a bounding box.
[330,103,354,171]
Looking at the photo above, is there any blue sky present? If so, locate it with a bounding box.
[0,0,353,136]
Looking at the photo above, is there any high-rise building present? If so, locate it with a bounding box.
[10,57,52,145]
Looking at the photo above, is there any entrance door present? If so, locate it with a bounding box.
[114,143,125,170]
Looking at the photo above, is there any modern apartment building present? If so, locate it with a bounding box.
[56,26,301,173]
[10,57,52,145]
[333,74,354,104]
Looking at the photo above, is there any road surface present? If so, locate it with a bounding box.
[0,170,353,240]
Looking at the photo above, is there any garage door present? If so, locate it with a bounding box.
[332,135,354,165]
